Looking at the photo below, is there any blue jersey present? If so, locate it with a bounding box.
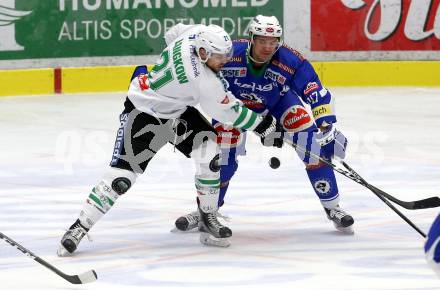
[215,40,343,209]
[221,40,336,127]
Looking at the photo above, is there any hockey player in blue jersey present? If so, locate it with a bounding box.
[425,214,440,277]
[174,15,354,244]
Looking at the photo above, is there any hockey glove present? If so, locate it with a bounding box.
[254,114,284,148]
[316,124,347,160]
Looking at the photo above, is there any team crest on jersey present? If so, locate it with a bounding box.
[264,68,286,85]
[222,67,247,78]
[214,123,243,148]
[281,105,314,133]
[304,82,320,95]
[239,92,265,109]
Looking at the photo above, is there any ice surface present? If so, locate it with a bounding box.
[0,87,439,290]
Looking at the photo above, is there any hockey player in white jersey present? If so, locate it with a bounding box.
[57,24,283,255]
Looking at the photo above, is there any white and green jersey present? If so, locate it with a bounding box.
[127,24,262,131]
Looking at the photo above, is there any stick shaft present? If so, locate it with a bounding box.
[284,138,427,237]
[0,231,95,284]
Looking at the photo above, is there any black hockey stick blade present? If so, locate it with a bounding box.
[0,232,98,284]
[367,183,440,210]
[410,196,440,209]
[341,162,440,210]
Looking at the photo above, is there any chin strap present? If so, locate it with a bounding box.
[247,48,268,64]
[246,37,283,64]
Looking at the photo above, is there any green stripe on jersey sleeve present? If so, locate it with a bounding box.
[232,105,260,130]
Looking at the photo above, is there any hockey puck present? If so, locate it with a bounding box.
[269,157,280,169]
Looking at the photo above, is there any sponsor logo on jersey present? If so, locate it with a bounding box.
[221,67,247,78]
[271,60,295,75]
[282,44,305,61]
[190,48,200,78]
[233,79,273,92]
[264,68,286,85]
[111,113,129,166]
[314,179,331,194]
[239,92,265,109]
[230,56,243,62]
[304,82,320,95]
[137,74,150,90]
[214,123,243,148]
[282,105,314,133]
[312,104,333,119]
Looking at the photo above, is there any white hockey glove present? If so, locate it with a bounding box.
[316,124,348,160]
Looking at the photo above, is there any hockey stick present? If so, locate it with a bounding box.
[337,161,427,237]
[282,138,440,210]
[282,138,430,237]
[340,161,440,210]
[0,232,97,284]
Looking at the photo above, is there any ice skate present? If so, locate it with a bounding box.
[57,220,89,256]
[324,205,354,234]
[172,211,231,232]
[173,211,200,232]
[198,209,232,247]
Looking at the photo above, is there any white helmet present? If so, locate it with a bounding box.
[248,15,283,38]
[247,15,283,64]
[195,24,233,63]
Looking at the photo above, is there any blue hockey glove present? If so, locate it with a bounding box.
[316,124,347,160]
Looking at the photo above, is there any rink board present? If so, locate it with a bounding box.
[1,61,440,97]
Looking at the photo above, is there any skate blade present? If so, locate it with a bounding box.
[199,232,230,247]
[170,226,200,233]
[57,244,73,257]
[333,223,354,235]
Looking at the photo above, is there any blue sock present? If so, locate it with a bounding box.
[218,182,229,207]
[306,164,339,206]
